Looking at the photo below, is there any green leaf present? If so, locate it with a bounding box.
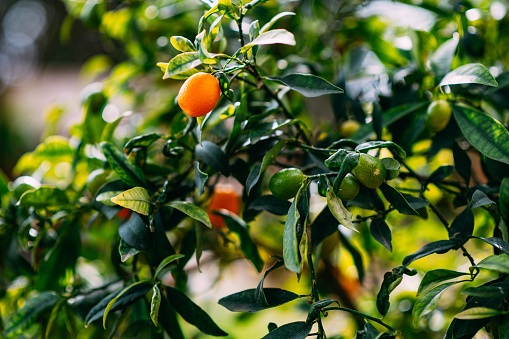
[96,190,124,206]
[265,73,343,97]
[170,36,196,52]
[2,292,59,338]
[158,294,184,339]
[379,183,419,216]
[475,237,509,255]
[195,141,230,176]
[150,285,161,327]
[218,0,238,19]
[260,12,295,33]
[166,286,227,336]
[462,283,509,298]
[167,201,212,228]
[477,254,509,273]
[119,212,155,251]
[439,63,498,87]
[194,161,208,197]
[103,281,152,329]
[120,320,159,339]
[218,211,264,272]
[327,185,356,232]
[370,218,392,252]
[355,322,380,339]
[246,140,287,195]
[470,190,495,209]
[163,52,202,79]
[355,141,406,158]
[100,142,147,187]
[448,207,474,244]
[154,254,185,279]
[413,281,461,327]
[18,186,70,209]
[381,158,400,180]
[429,37,459,79]
[377,270,403,316]
[241,29,296,53]
[427,165,454,183]
[218,288,299,313]
[452,104,509,164]
[111,187,152,215]
[452,143,472,186]
[403,240,459,266]
[324,149,347,168]
[500,178,509,223]
[248,195,291,216]
[454,307,506,320]
[283,193,301,273]
[417,269,470,296]
[124,133,163,155]
[119,238,140,262]
[44,299,65,339]
[332,152,359,194]
[261,321,313,339]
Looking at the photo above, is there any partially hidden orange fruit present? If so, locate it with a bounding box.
[177,72,221,117]
[207,184,241,228]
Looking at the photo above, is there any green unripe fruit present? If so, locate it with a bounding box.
[352,154,387,189]
[337,173,360,201]
[425,99,452,133]
[269,168,305,200]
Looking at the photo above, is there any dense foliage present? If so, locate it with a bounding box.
[1,0,509,338]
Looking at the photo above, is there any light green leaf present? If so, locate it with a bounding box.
[111,187,152,215]
[241,29,295,54]
[417,269,470,296]
[477,254,509,273]
[439,63,498,87]
[454,307,506,320]
[413,281,461,327]
[154,254,185,279]
[18,186,70,209]
[429,38,458,79]
[326,186,356,232]
[96,191,124,206]
[453,105,509,164]
[170,36,196,52]
[167,201,212,228]
[150,285,162,327]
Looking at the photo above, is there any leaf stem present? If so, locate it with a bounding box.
[322,306,398,333]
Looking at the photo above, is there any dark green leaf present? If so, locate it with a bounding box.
[448,207,474,244]
[355,321,379,339]
[218,211,264,272]
[500,178,509,223]
[475,237,509,255]
[120,320,160,339]
[439,63,498,87]
[377,270,403,316]
[100,142,147,187]
[379,183,419,216]
[246,140,287,195]
[163,52,202,79]
[2,292,59,338]
[218,288,299,313]
[283,195,301,273]
[370,218,392,252]
[417,269,470,296]
[166,286,227,336]
[158,294,184,339]
[452,105,509,165]
[167,201,212,228]
[261,321,313,339]
[477,254,509,273]
[470,190,495,209]
[381,158,400,180]
[429,38,458,79]
[154,254,185,279]
[194,161,208,197]
[119,239,140,262]
[405,196,430,210]
[150,285,161,327]
[195,141,230,176]
[124,133,163,154]
[403,240,459,266]
[355,141,406,159]
[324,149,347,168]
[332,152,359,194]
[84,282,152,325]
[265,73,343,97]
[248,195,291,215]
[462,283,509,298]
[18,186,69,209]
[413,281,461,327]
[455,307,506,320]
[103,281,153,328]
[453,143,472,186]
[427,165,454,183]
[119,213,154,252]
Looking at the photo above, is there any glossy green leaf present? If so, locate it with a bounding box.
[477,254,509,273]
[2,292,59,338]
[260,12,295,33]
[324,149,347,168]
[429,37,458,79]
[417,269,470,296]
[248,195,291,216]
[100,142,147,187]
[111,187,152,215]
[195,140,230,176]
[18,186,69,209]
[413,281,460,327]
[327,186,356,232]
[118,212,154,251]
[283,192,301,273]
[461,283,509,298]
[454,307,505,320]
[265,73,343,97]
[241,29,296,54]
[500,178,509,223]
[248,119,296,144]
[218,288,299,313]
[448,207,474,244]
[405,196,430,210]
[246,140,287,195]
[475,237,509,255]
[439,63,498,87]
[167,201,212,228]
[166,286,227,336]
[124,133,163,154]
[370,218,392,251]
[158,294,184,339]
[381,158,400,180]
[470,190,495,209]
[119,238,140,262]
[403,240,459,266]
[218,211,264,272]
[261,321,313,339]
[150,285,161,327]
[170,36,196,52]
[217,0,238,19]
[379,183,419,216]
[332,152,359,194]
[163,52,202,79]
[154,254,185,279]
[44,299,65,339]
[194,161,208,197]
[96,190,123,206]
[355,321,380,339]
[452,105,509,164]
[355,141,406,158]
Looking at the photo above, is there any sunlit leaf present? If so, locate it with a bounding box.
[417,269,470,296]
[154,254,185,279]
[163,52,202,79]
[439,63,498,87]
[413,281,460,327]
[241,29,295,54]
[454,307,505,320]
[111,187,152,215]
[167,201,212,228]
[477,254,509,273]
[150,285,161,327]
[260,12,295,33]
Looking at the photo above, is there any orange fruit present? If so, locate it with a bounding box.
[207,184,241,228]
[177,72,221,117]
[117,208,131,220]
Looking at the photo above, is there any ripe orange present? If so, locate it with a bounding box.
[117,208,131,220]
[177,72,221,117]
[207,184,241,228]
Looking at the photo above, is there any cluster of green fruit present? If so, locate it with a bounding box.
[269,153,399,201]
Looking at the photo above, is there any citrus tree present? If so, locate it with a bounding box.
[1,0,509,338]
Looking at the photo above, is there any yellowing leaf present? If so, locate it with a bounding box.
[111,187,152,215]
[326,187,356,232]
